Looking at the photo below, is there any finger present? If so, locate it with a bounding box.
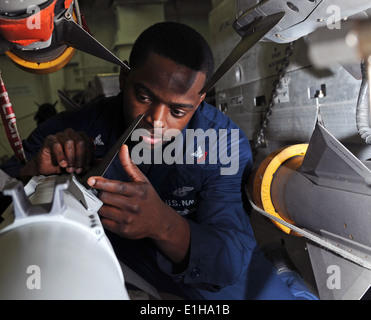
[64,128,91,173]
[52,129,92,174]
[37,145,63,174]
[119,144,148,182]
[99,203,126,222]
[100,215,140,239]
[87,176,135,197]
[55,130,76,172]
[78,131,94,171]
[98,204,134,233]
[43,134,67,168]
[99,191,140,212]
[100,217,119,234]
[71,130,93,174]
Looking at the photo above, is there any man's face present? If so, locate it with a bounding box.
[120,52,206,149]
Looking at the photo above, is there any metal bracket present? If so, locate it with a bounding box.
[2,175,69,219]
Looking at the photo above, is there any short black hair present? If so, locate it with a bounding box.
[34,102,57,125]
[129,22,214,82]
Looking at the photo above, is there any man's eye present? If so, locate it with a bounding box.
[136,92,150,102]
[171,109,186,118]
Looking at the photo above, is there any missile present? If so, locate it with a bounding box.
[249,123,371,299]
[0,174,129,300]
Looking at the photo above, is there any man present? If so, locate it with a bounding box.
[0,22,317,300]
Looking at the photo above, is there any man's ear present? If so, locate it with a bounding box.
[198,92,206,105]
[119,61,130,91]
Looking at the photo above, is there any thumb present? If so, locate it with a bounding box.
[119,144,147,182]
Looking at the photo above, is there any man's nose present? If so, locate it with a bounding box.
[145,104,166,128]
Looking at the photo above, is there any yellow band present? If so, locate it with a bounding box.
[260,144,308,234]
[5,46,76,74]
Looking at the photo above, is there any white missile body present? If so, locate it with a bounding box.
[0,174,129,300]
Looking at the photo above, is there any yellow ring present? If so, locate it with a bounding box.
[260,144,308,234]
[5,46,76,74]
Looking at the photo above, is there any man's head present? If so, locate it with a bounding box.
[120,22,214,149]
[128,22,214,84]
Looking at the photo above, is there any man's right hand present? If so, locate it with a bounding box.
[19,128,94,182]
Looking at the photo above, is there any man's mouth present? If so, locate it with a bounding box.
[141,134,162,145]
